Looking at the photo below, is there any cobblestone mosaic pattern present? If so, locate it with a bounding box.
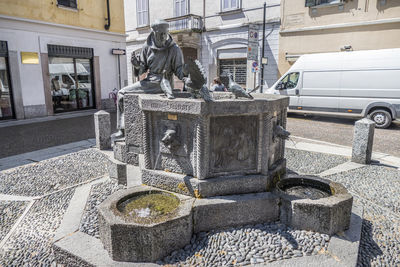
[0,149,108,197]
[285,148,349,175]
[160,223,330,267]
[80,179,124,238]
[327,166,400,266]
[0,189,74,266]
[0,201,28,241]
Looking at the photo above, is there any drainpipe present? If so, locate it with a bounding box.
[202,0,206,31]
[105,0,111,30]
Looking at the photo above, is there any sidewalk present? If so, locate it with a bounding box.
[0,138,399,266]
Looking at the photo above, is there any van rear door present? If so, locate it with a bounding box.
[300,71,340,112]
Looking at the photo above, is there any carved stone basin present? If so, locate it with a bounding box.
[98,186,193,262]
[275,175,353,235]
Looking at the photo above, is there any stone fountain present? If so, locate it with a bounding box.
[99,92,353,263]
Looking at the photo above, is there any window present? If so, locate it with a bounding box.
[48,45,94,113]
[305,0,342,7]
[0,41,14,120]
[173,0,188,29]
[276,72,299,90]
[219,59,247,87]
[57,0,77,8]
[221,0,241,12]
[137,0,149,27]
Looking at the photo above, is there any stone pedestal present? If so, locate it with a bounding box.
[124,93,289,197]
[352,118,375,164]
[94,110,111,150]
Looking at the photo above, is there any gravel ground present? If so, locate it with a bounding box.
[0,189,74,266]
[0,201,28,241]
[0,149,108,197]
[160,223,330,267]
[79,179,124,238]
[285,148,349,175]
[326,165,400,266]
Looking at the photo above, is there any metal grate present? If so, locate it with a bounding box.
[0,41,8,57]
[219,59,247,87]
[48,45,93,59]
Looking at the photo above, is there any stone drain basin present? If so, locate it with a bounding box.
[98,186,193,262]
[275,175,353,235]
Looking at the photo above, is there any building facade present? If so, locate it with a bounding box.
[0,0,127,121]
[124,0,281,91]
[279,0,400,76]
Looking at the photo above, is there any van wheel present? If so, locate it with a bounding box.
[369,109,392,129]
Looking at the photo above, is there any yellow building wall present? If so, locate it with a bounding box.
[278,0,400,76]
[0,0,125,34]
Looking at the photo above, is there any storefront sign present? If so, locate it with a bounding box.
[21,52,39,64]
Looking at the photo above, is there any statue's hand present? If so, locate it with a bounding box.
[131,53,140,68]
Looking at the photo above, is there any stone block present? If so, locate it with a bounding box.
[108,157,127,186]
[141,169,199,196]
[276,175,353,235]
[197,174,269,197]
[125,94,143,151]
[98,186,194,262]
[94,110,111,150]
[192,192,279,233]
[352,118,375,164]
[113,141,127,163]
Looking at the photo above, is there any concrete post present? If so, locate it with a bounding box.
[94,110,111,150]
[352,118,375,164]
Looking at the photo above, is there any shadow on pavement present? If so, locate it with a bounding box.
[356,219,383,267]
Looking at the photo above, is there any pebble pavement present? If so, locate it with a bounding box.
[0,146,399,266]
[0,149,108,197]
[80,179,125,238]
[159,223,330,267]
[0,189,74,266]
[0,201,28,241]
[0,148,109,266]
[285,148,349,175]
[326,166,400,267]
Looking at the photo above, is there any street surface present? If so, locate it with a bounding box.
[286,113,400,158]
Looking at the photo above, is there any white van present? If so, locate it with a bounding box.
[267,49,400,128]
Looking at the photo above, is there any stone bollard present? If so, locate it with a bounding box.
[352,118,375,164]
[94,110,111,150]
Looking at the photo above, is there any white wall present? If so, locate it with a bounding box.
[0,16,127,109]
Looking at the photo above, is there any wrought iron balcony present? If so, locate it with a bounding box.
[165,14,203,33]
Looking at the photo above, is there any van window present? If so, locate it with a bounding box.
[276,72,299,90]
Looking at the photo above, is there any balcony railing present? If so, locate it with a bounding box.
[165,14,203,32]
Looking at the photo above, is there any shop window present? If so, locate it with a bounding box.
[221,0,241,12]
[219,58,247,87]
[48,45,94,113]
[137,0,149,27]
[0,41,14,120]
[57,0,77,8]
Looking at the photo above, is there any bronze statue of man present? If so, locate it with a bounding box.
[111,19,188,141]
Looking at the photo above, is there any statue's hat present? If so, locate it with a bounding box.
[151,19,169,33]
